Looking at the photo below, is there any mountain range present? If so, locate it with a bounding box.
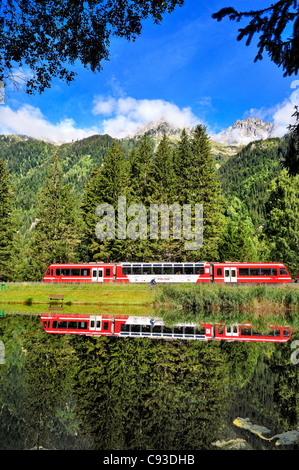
[127,117,280,147]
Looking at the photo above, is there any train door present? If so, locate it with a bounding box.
[224,267,237,283]
[225,325,239,336]
[90,316,102,331]
[92,268,104,282]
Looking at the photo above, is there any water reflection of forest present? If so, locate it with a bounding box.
[0,313,298,450]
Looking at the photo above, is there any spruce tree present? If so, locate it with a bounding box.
[28,155,81,280]
[263,169,299,276]
[0,159,15,281]
[129,133,154,204]
[81,141,130,262]
[174,125,224,261]
[149,134,180,260]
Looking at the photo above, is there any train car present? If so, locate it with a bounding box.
[43,263,115,283]
[41,314,292,343]
[213,324,292,343]
[43,261,291,284]
[212,262,291,284]
[41,313,213,341]
[115,262,211,283]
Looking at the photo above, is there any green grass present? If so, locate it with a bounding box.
[1,282,298,328]
[0,282,154,307]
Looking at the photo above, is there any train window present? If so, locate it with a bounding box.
[184,265,194,274]
[90,320,94,328]
[174,264,183,274]
[239,268,249,276]
[78,322,88,329]
[81,269,90,276]
[53,321,58,328]
[261,269,271,275]
[196,267,204,275]
[142,264,152,275]
[141,325,151,334]
[280,268,288,275]
[185,326,195,335]
[122,265,131,275]
[46,268,50,275]
[121,324,130,332]
[283,329,290,337]
[56,269,61,276]
[216,268,222,276]
[62,269,70,276]
[58,321,68,328]
[163,326,173,334]
[68,321,78,329]
[51,269,53,276]
[131,324,141,333]
[195,327,206,335]
[271,268,277,275]
[92,270,97,278]
[71,269,80,276]
[132,266,142,274]
[163,265,173,274]
[106,268,111,276]
[152,266,162,274]
[103,322,109,330]
[173,326,184,336]
[217,326,224,335]
[153,325,162,334]
[250,268,260,276]
[241,327,252,336]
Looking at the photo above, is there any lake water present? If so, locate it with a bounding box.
[0,311,298,451]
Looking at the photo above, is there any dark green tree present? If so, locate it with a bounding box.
[129,133,155,204]
[80,141,130,262]
[0,159,16,281]
[283,106,299,176]
[185,125,224,260]
[28,155,81,280]
[212,1,299,77]
[1,0,184,94]
[263,169,299,275]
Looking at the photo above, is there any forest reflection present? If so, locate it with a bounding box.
[0,312,298,450]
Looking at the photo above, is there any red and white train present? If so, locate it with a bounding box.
[43,261,292,284]
[41,313,293,343]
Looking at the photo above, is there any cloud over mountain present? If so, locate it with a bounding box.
[92,96,201,138]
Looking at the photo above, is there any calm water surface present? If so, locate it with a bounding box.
[0,311,298,451]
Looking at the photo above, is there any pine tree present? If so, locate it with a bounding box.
[174,128,193,205]
[28,155,81,280]
[0,159,16,281]
[174,125,224,261]
[129,133,154,204]
[80,141,130,262]
[263,169,299,276]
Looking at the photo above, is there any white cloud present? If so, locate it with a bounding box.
[246,86,299,137]
[92,96,200,138]
[0,104,99,143]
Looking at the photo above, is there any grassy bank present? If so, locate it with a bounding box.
[0,282,298,329]
[0,282,154,307]
[156,283,299,329]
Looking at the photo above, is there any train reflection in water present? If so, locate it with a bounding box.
[41,314,293,343]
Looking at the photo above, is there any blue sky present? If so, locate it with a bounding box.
[0,0,298,142]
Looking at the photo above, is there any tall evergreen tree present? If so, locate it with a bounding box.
[129,133,154,204]
[174,125,224,261]
[80,141,130,262]
[263,169,299,276]
[0,159,15,281]
[28,155,81,280]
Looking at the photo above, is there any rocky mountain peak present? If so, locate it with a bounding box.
[211,117,277,145]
